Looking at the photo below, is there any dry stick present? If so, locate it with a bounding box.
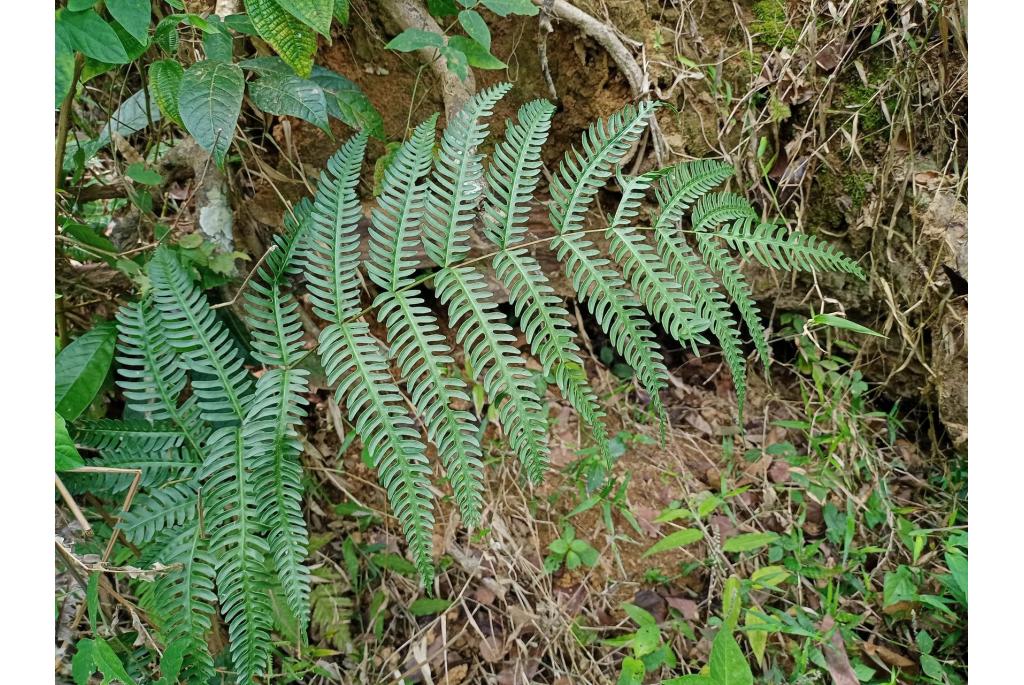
[210,244,278,310]
[55,475,92,536]
[55,54,85,191]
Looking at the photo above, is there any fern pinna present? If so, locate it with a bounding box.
[67,83,861,683]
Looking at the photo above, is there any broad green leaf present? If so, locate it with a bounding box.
[148,59,184,127]
[68,0,94,10]
[57,9,130,64]
[709,630,753,685]
[372,552,418,575]
[633,624,660,657]
[92,639,137,685]
[106,0,151,44]
[55,321,116,421]
[56,413,84,471]
[721,575,741,631]
[56,31,75,108]
[71,639,96,685]
[622,603,657,628]
[447,36,506,70]
[440,45,469,80]
[722,532,779,553]
[643,528,703,557]
[224,13,258,36]
[80,21,149,83]
[387,28,444,52]
[203,15,234,61]
[309,66,385,139]
[749,565,790,588]
[178,60,244,165]
[663,677,711,684]
[155,639,187,685]
[920,654,945,681]
[428,0,460,17]
[458,9,490,49]
[125,162,164,186]
[333,0,350,24]
[279,0,334,36]
[809,313,885,338]
[408,598,452,616]
[617,656,645,685]
[480,0,539,16]
[245,0,318,77]
[744,610,767,667]
[247,70,331,134]
[945,551,967,601]
[576,542,599,567]
[61,222,117,264]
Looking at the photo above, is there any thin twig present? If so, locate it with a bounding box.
[211,244,278,310]
[55,54,85,191]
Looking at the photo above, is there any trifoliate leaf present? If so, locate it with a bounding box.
[458,9,490,49]
[386,28,444,52]
[447,36,505,69]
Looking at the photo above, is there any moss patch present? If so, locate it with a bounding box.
[752,0,799,48]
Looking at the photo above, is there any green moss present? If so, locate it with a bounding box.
[752,0,799,48]
[768,95,791,123]
[843,172,872,210]
[837,83,885,132]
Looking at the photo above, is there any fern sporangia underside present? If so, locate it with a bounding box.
[69,83,863,684]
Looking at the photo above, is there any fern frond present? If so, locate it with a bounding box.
[267,197,314,282]
[247,367,311,634]
[321,322,435,584]
[114,299,208,454]
[89,445,198,493]
[653,160,735,228]
[310,569,353,652]
[305,132,370,324]
[435,266,549,482]
[148,521,217,682]
[482,99,555,248]
[606,171,707,348]
[367,114,438,291]
[421,83,512,267]
[73,418,185,453]
[200,426,272,682]
[120,483,198,546]
[710,218,866,279]
[148,248,253,424]
[549,101,658,235]
[656,228,748,413]
[691,190,758,231]
[244,0,317,77]
[552,229,668,416]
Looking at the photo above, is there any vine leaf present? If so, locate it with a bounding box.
[178,60,245,166]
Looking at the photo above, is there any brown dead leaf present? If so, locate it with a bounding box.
[633,589,667,623]
[863,640,916,670]
[479,635,506,663]
[819,616,859,685]
[665,596,699,620]
[439,664,469,685]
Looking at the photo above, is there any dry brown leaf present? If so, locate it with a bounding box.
[819,616,859,685]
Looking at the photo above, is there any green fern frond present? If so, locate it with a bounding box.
[482,99,555,248]
[73,418,185,453]
[120,483,198,546]
[435,266,549,482]
[89,445,198,493]
[148,248,253,424]
[606,171,707,349]
[244,0,317,77]
[115,299,208,453]
[310,569,353,652]
[421,83,512,267]
[653,160,735,228]
[552,229,668,417]
[148,521,217,682]
[710,217,866,279]
[691,191,758,231]
[306,132,370,324]
[267,197,314,281]
[200,426,273,682]
[247,367,311,634]
[549,101,658,235]
[656,227,748,413]
[367,114,438,291]
[322,322,436,584]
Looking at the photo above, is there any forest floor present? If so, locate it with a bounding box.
[55,1,967,683]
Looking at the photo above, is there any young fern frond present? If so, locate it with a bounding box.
[605,170,707,350]
[119,483,198,546]
[422,82,512,267]
[148,247,253,423]
[483,99,609,454]
[307,133,436,581]
[692,190,758,231]
[368,115,486,527]
[200,426,273,683]
[710,217,866,279]
[323,321,435,583]
[148,521,217,682]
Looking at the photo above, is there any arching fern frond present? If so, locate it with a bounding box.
[89,445,198,493]
[606,171,707,349]
[482,99,608,454]
[148,247,253,424]
[147,521,217,682]
[73,418,185,453]
[322,322,435,583]
[200,426,272,682]
[710,217,866,279]
[435,266,549,482]
[368,115,484,526]
[691,190,758,231]
[421,83,512,267]
[306,132,370,324]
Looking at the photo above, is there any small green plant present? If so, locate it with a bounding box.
[544,524,600,573]
[609,603,679,684]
